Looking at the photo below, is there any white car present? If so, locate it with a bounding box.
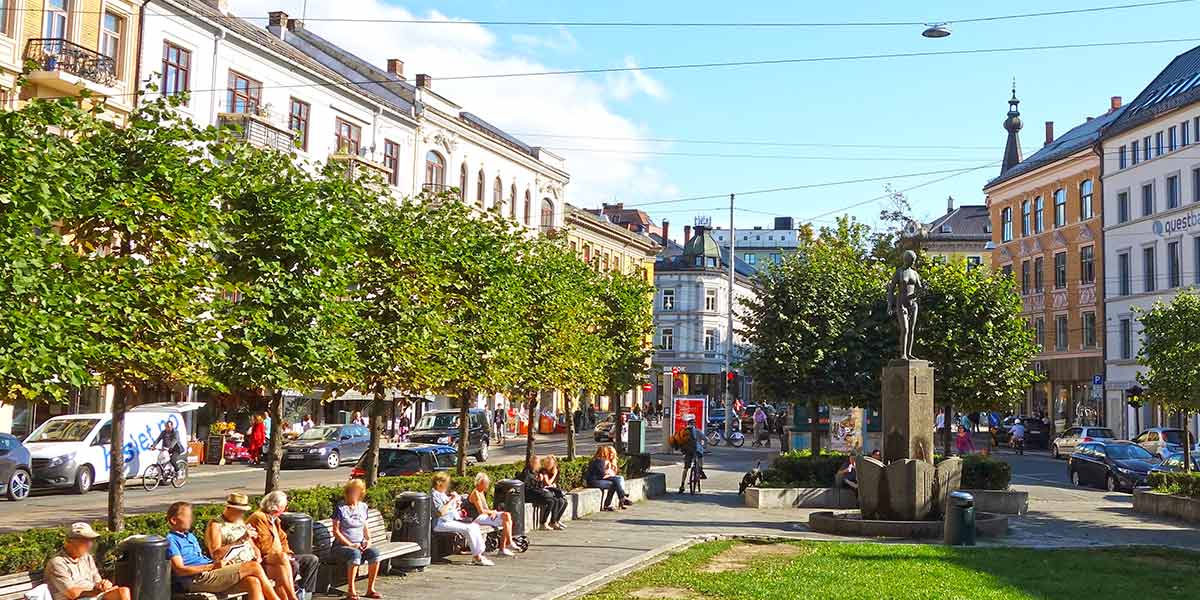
[1051,426,1116,459]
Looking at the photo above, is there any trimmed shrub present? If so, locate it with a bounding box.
[1149,471,1200,498]
[959,454,1012,490]
[761,450,848,488]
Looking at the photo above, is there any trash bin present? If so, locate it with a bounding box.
[943,491,976,546]
[115,535,169,600]
[281,512,314,556]
[495,479,525,537]
[392,491,431,569]
[627,419,647,455]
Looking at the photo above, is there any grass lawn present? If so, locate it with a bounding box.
[582,539,1200,600]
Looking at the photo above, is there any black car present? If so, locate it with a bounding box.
[351,443,459,478]
[0,433,31,501]
[993,416,1049,449]
[1068,441,1157,492]
[282,424,371,469]
[408,409,491,462]
[593,414,616,442]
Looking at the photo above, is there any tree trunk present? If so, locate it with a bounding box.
[942,404,953,458]
[456,389,471,476]
[565,390,577,461]
[107,381,130,532]
[808,397,821,455]
[1184,411,1193,474]
[365,382,386,486]
[524,392,538,467]
[264,391,284,494]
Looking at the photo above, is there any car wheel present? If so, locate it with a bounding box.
[6,469,31,501]
[74,466,93,495]
[475,443,489,463]
[1070,470,1081,487]
[1052,444,1060,459]
[1106,474,1119,492]
[325,451,340,469]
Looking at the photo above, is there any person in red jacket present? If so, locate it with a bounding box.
[247,415,267,464]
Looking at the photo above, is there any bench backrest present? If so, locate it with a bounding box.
[0,571,43,600]
[312,508,388,555]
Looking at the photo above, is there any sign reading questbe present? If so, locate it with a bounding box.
[1154,211,1200,236]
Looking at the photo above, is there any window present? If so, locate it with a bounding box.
[1079,180,1093,220]
[1169,126,1178,152]
[1196,237,1200,285]
[770,253,782,264]
[1021,200,1031,236]
[0,0,9,36]
[1143,245,1156,292]
[1034,317,1045,350]
[1001,207,1013,241]
[1143,136,1152,161]
[458,164,468,202]
[1080,245,1095,284]
[1155,131,1164,156]
[661,289,675,311]
[1131,140,1140,165]
[1120,318,1132,360]
[704,329,716,352]
[1002,264,1012,279]
[1142,183,1154,216]
[1118,252,1131,296]
[1194,168,1200,204]
[523,191,531,225]
[100,11,124,74]
[334,118,361,155]
[1055,315,1068,351]
[704,289,717,311]
[1118,191,1130,223]
[492,177,502,209]
[475,170,484,207]
[1083,312,1097,348]
[1118,145,1128,169]
[1034,256,1044,292]
[540,198,554,231]
[1168,240,1181,288]
[161,42,191,100]
[44,0,68,38]
[1054,252,1066,289]
[424,151,445,188]
[1053,188,1066,228]
[227,71,261,115]
[287,98,309,151]
[1021,260,1031,294]
[384,141,400,186]
[1168,174,1181,209]
[745,253,757,265]
[1034,196,1044,233]
[660,328,673,351]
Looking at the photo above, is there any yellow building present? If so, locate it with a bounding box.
[916,197,993,269]
[3,0,140,118]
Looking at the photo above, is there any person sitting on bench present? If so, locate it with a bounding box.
[538,455,569,529]
[331,479,381,600]
[248,491,319,600]
[586,446,630,511]
[430,472,493,566]
[45,523,131,600]
[519,454,566,531]
[166,502,280,600]
[467,473,515,556]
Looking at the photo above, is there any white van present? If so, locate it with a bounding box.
[24,402,202,494]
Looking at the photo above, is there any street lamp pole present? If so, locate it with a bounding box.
[725,193,735,437]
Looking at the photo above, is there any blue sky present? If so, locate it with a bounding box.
[235,0,1199,240]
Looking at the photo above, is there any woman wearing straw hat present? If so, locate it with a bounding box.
[206,493,261,567]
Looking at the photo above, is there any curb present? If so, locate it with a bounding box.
[529,535,707,600]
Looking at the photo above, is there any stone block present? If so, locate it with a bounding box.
[932,457,963,517]
[884,459,935,520]
[857,456,886,519]
[570,488,603,519]
[881,359,935,464]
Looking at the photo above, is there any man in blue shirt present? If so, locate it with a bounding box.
[165,502,279,600]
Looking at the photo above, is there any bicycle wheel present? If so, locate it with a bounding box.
[171,461,188,488]
[689,465,700,495]
[142,465,162,492]
[730,432,745,448]
[706,430,721,446]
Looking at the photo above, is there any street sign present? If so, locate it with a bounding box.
[1091,384,1103,402]
[641,382,653,392]
[1093,374,1104,386]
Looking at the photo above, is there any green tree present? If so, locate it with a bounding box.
[1136,292,1200,472]
[597,270,656,438]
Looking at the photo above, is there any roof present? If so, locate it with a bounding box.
[459,112,537,158]
[379,443,456,453]
[1108,44,1200,137]
[986,107,1124,188]
[924,205,992,241]
[650,231,757,279]
[280,23,416,116]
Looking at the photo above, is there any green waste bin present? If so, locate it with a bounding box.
[943,491,976,546]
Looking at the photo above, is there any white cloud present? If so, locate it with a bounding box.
[511,27,578,53]
[607,57,668,101]
[227,0,675,209]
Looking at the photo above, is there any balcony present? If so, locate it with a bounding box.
[329,149,391,180]
[23,38,118,95]
[217,111,297,154]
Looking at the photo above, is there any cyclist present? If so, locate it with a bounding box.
[676,415,706,494]
[151,420,185,477]
[1008,419,1026,455]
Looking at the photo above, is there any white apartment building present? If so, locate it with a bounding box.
[709,217,805,267]
[1101,45,1200,437]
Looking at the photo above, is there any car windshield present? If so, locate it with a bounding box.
[26,419,100,443]
[1088,428,1116,438]
[297,426,339,441]
[1105,444,1154,460]
[416,414,459,430]
[1163,430,1195,445]
[381,451,421,471]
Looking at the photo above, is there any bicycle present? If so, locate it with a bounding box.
[143,450,188,492]
[687,457,702,495]
[706,422,745,448]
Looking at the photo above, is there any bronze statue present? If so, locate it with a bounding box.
[887,250,925,360]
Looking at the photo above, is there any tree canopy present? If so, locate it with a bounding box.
[1137,292,1200,472]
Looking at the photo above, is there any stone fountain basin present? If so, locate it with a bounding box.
[807,510,1009,539]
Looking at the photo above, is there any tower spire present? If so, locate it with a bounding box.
[1001,80,1023,174]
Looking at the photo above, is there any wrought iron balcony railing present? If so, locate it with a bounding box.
[217,112,297,154]
[24,38,118,88]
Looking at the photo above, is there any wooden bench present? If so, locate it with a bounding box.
[0,572,43,600]
[312,508,420,593]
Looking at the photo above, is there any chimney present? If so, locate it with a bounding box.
[683,225,692,244]
[1044,121,1054,146]
[267,11,287,39]
[661,220,670,244]
[205,0,230,15]
[386,59,405,80]
[946,195,954,214]
[1111,96,1123,112]
[416,74,432,89]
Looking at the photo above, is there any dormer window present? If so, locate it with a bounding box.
[940,223,952,233]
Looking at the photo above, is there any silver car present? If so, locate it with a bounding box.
[1052,426,1116,459]
[1133,427,1196,460]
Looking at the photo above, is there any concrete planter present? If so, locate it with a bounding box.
[960,489,1028,515]
[807,510,1009,539]
[522,472,666,532]
[743,486,858,509]
[1133,489,1200,523]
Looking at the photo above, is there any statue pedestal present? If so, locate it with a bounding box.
[881,359,935,464]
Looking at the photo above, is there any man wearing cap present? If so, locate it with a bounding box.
[45,523,130,600]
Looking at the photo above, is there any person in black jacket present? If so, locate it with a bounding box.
[519,454,566,530]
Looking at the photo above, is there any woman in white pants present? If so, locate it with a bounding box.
[430,472,492,566]
[468,473,514,556]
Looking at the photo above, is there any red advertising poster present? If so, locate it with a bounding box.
[672,396,707,437]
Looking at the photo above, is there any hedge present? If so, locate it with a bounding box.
[761,451,1011,490]
[0,455,643,575]
[957,454,1011,490]
[1149,471,1200,498]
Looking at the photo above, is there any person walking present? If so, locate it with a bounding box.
[247,416,267,465]
[753,406,768,443]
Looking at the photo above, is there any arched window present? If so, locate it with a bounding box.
[540,198,555,232]
[493,177,503,209]
[476,170,485,207]
[424,151,445,189]
[510,184,517,219]
[459,163,468,202]
[523,190,532,226]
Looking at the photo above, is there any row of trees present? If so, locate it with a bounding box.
[0,94,653,530]
[741,215,1041,455]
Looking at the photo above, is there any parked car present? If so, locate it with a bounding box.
[282,424,370,469]
[1133,427,1197,460]
[408,409,491,462]
[1051,426,1117,459]
[350,443,458,478]
[0,433,32,501]
[993,416,1049,449]
[1150,451,1200,475]
[594,414,616,442]
[1068,441,1156,492]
